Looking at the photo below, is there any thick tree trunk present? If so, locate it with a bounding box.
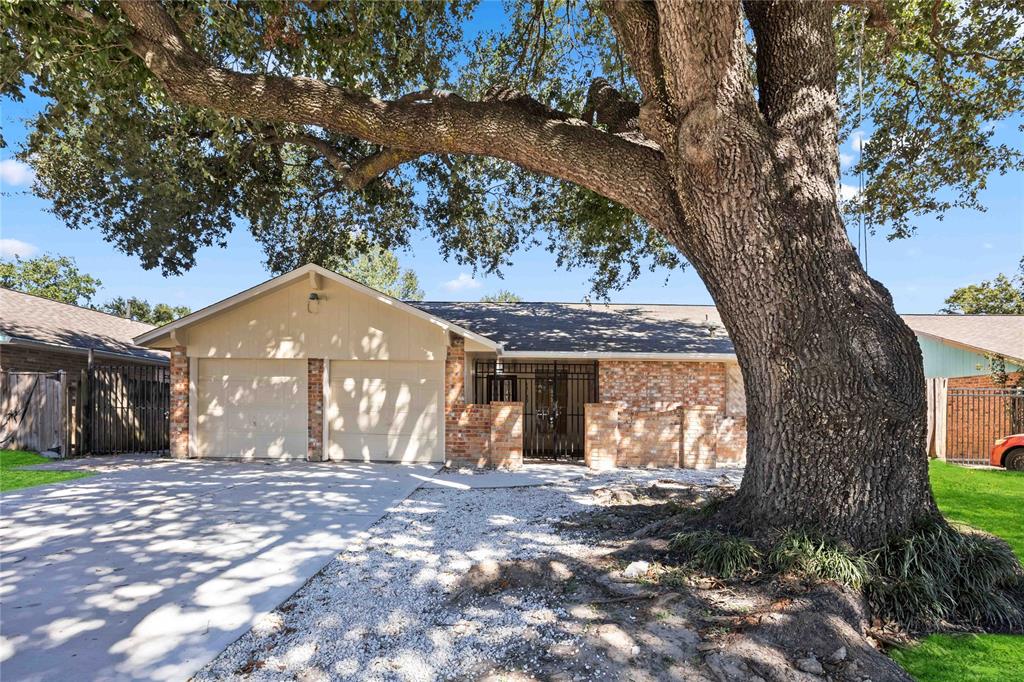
[689,208,935,549]
[637,1,939,550]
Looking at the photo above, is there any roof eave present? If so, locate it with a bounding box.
[498,350,737,361]
[0,335,169,365]
[911,329,1024,366]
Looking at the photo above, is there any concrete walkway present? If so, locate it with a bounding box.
[0,460,438,682]
[414,462,589,489]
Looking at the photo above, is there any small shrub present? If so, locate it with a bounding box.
[865,519,1024,631]
[767,531,870,589]
[669,530,760,578]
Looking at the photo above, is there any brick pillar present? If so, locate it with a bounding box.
[444,335,490,467]
[307,358,325,461]
[489,401,523,469]
[584,403,619,470]
[169,346,189,458]
[681,405,719,469]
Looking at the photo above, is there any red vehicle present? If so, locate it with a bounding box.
[991,434,1024,470]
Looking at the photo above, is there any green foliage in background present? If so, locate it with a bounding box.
[0,254,101,306]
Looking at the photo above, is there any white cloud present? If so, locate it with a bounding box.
[839,183,860,201]
[983,242,994,249]
[839,152,855,168]
[441,273,482,292]
[0,159,34,187]
[851,130,869,152]
[0,238,39,259]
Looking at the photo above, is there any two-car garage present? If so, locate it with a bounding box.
[193,358,442,462]
[140,265,481,463]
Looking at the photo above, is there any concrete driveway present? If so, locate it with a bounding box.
[0,459,438,681]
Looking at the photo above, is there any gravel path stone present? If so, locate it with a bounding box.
[196,467,742,681]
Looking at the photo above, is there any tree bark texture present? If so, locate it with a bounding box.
[86,0,937,547]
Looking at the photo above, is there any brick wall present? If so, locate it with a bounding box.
[0,345,164,382]
[586,359,745,469]
[489,401,524,469]
[715,416,747,465]
[599,360,727,412]
[617,409,682,467]
[169,346,189,458]
[948,372,1023,389]
[584,403,619,470]
[680,405,718,469]
[307,358,324,461]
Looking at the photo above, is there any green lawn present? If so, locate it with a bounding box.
[892,460,1024,682]
[891,634,1023,682]
[928,460,1024,558]
[0,449,94,492]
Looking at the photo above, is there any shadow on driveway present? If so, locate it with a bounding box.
[0,459,437,681]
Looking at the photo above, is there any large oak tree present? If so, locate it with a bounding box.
[2,0,1021,548]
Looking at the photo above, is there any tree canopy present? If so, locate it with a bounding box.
[480,289,523,303]
[3,1,1018,295]
[321,245,425,300]
[97,296,191,325]
[942,259,1024,314]
[0,254,101,305]
[943,272,1024,314]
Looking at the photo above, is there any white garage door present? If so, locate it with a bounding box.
[327,360,442,463]
[195,358,307,460]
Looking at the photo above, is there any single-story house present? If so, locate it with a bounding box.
[0,288,168,379]
[901,314,1023,380]
[134,264,1024,469]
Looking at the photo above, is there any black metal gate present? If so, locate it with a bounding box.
[946,387,1024,465]
[474,360,597,459]
[77,364,170,455]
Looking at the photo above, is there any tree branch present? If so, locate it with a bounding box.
[745,1,840,201]
[601,0,675,151]
[261,130,418,190]
[97,0,680,233]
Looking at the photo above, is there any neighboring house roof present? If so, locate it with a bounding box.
[902,314,1024,364]
[0,287,168,363]
[134,264,500,351]
[410,301,734,357]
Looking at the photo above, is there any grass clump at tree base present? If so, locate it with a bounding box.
[767,530,871,589]
[669,530,760,579]
[866,518,1024,632]
[665,509,1023,634]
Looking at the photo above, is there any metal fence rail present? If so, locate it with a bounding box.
[945,387,1024,465]
[83,364,170,455]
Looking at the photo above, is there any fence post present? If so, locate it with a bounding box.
[79,368,90,456]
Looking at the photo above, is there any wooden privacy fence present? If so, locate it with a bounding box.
[0,365,169,457]
[1,371,68,453]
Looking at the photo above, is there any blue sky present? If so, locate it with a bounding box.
[1,11,1022,313]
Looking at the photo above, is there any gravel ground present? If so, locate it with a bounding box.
[195,467,743,682]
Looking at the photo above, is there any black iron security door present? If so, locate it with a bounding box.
[474,360,597,459]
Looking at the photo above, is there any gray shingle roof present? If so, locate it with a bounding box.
[411,301,1024,360]
[902,314,1024,362]
[410,301,734,354]
[0,288,168,363]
